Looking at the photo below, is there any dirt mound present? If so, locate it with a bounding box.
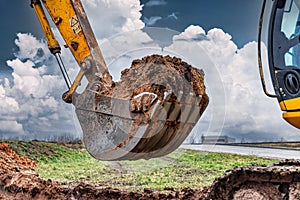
[114,54,208,100]
[206,162,300,200]
[0,143,206,200]
[0,143,35,172]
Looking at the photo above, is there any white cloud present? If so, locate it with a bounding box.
[145,0,167,7]
[174,25,206,41]
[144,16,163,26]
[100,29,159,81]
[14,33,51,63]
[0,121,24,134]
[82,0,144,40]
[0,84,19,114]
[167,12,178,20]
[0,33,72,138]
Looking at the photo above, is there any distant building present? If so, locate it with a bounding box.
[201,135,236,144]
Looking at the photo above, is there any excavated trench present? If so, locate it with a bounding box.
[2,143,300,200]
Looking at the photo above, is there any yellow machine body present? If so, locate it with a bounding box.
[280,99,300,128]
[263,0,300,129]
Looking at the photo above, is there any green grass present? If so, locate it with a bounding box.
[3,140,278,191]
[243,142,300,149]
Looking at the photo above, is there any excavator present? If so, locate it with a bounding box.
[30,0,209,161]
[28,0,300,198]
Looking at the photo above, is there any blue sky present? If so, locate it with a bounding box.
[0,0,261,64]
[140,0,262,47]
[0,0,43,65]
[0,0,299,143]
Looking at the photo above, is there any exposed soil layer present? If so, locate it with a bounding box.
[206,160,300,200]
[0,143,206,200]
[232,182,282,200]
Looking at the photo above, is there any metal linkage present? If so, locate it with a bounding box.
[55,53,71,89]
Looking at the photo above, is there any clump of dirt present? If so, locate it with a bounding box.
[0,143,207,200]
[113,54,208,107]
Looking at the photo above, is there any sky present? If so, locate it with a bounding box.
[0,0,299,143]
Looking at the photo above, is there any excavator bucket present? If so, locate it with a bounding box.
[73,56,209,160]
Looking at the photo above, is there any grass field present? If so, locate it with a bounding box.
[242,142,300,149]
[3,140,279,191]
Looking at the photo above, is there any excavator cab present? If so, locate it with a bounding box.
[263,0,300,128]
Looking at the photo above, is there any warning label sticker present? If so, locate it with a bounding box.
[69,15,82,35]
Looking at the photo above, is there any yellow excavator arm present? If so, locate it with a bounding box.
[31,0,113,103]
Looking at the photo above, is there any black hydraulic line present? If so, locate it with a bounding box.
[258,0,277,98]
[55,53,71,89]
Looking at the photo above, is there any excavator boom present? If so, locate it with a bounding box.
[31,0,113,102]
